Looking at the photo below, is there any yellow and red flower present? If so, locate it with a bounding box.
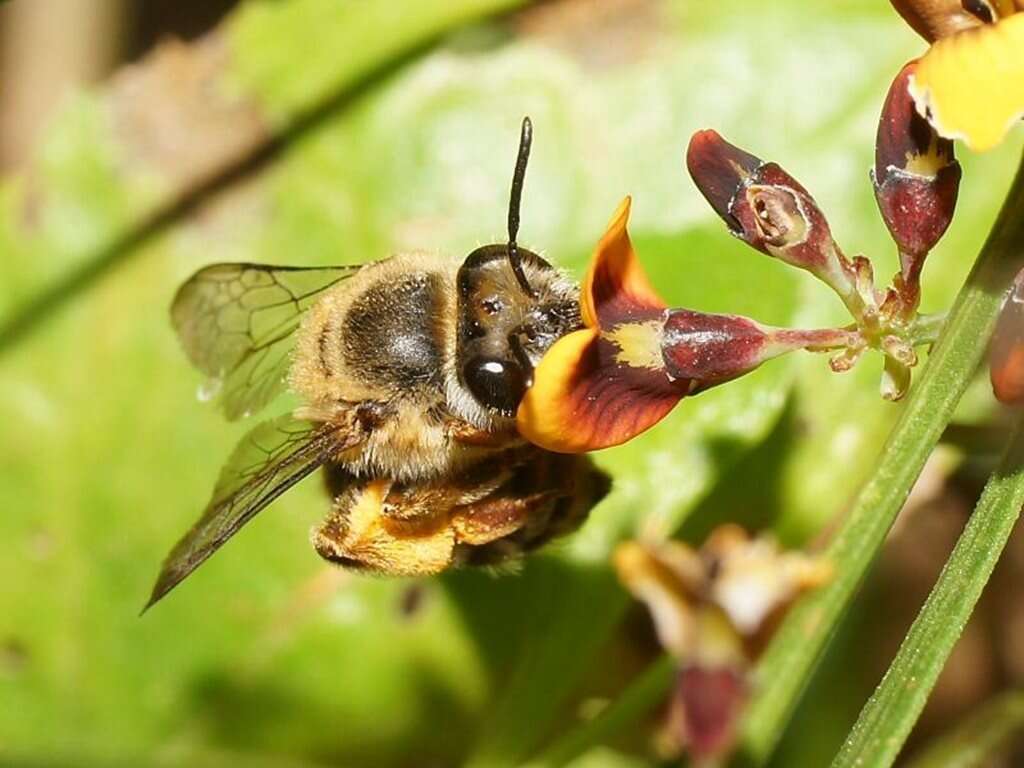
[891,0,1024,151]
[516,197,857,453]
[614,527,830,761]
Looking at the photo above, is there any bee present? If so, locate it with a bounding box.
[145,118,610,610]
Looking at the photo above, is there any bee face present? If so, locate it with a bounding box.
[456,244,581,417]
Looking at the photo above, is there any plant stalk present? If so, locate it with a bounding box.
[737,146,1024,765]
[832,413,1024,767]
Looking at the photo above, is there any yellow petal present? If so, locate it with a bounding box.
[516,328,682,453]
[910,14,1024,151]
[582,196,668,329]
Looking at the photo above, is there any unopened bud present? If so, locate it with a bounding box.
[687,130,860,313]
[686,129,762,231]
[873,61,961,288]
[991,268,1024,406]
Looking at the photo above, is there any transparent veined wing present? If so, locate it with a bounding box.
[171,263,361,420]
[144,413,362,611]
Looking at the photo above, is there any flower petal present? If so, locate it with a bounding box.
[614,540,700,657]
[686,130,763,232]
[910,14,1024,150]
[874,60,961,277]
[889,0,985,42]
[583,196,668,328]
[516,328,682,453]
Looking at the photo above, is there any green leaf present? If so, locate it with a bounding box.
[1,2,1018,767]
[831,414,1024,767]
[739,150,1024,765]
[904,690,1024,768]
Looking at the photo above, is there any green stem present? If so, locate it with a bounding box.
[831,414,1024,767]
[903,690,1024,768]
[909,311,948,346]
[526,655,677,768]
[737,147,1024,765]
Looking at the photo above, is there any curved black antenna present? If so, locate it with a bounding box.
[507,116,536,297]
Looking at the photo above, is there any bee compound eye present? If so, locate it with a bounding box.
[462,355,527,416]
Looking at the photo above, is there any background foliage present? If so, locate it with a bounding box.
[1,1,1023,766]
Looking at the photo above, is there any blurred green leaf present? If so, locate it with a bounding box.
[740,151,1024,765]
[1,1,1020,767]
[832,414,1024,767]
[904,690,1024,768]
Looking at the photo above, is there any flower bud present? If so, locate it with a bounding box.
[687,130,860,312]
[888,0,988,42]
[873,61,961,288]
[615,529,830,762]
[685,129,762,231]
[881,355,913,401]
[991,268,1024,406]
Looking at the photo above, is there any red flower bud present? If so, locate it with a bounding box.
[873,61,961,290]
[991,268,1024,406]
[686,130,762,233]
[687,131,860,313]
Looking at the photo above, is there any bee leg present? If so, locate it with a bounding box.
[453,454,611,566]
[312,478,458,576]
[449,490,559,546]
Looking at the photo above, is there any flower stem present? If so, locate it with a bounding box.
[903,690,1024,768]
[831,411,1024,768]
[773,327,860,351]
[909,311,948,346]
[525,655,677,768]
[737,146,1024,765]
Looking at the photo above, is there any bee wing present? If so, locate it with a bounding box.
[172,262,361,420]
[144,413,360,611]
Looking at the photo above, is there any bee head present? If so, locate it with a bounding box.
[455,117,581,418]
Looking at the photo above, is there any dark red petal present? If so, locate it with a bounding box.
[686,130,763,233]
[518,329,685,453]
[674,664,748,760]
[991,270,1024,406]
[583,197,668,328]
[661,310,771,387]
[874,62,960,264]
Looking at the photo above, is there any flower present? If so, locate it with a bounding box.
[687,129,952,401]
[890,0,1024,151]
[686,130,863,316]
[614,527,830,762]
[515,198,854,453]
[873,60,961,313]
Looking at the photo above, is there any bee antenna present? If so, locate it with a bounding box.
[507,116,536,298]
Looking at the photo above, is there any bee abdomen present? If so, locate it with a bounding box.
[341,272,448,394]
